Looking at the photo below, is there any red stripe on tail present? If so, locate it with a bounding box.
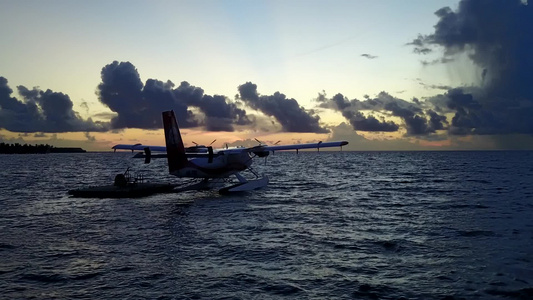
[162,110,188,173]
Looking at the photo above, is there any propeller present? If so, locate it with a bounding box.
[191,140,215,147]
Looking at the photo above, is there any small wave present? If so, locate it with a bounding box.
[352,283,409,300]
[485,287,533,299]
[143,273,166,280]
[0,243,16,250]
[432,179,449,183]
[457,230,495,237]
[465,179,491,184]
[374,240,402,252]
[447,204,490,209]
[352,284,381,299]
[232,273,260,285]
[20,271,103,283]
[20,273,66,283]
[332,243,362,251]
[262,282,305,295]
[114,266,135,272]
[71,272,103,281]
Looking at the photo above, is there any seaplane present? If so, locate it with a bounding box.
[112,110,348,193]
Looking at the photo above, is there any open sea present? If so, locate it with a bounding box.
[1,151,533,300]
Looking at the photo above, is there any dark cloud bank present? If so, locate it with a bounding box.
[98,61,328,133]
[1,0,531,149]
[237,82,328,133]
[317,92,448,137]
[98,61,250,132]
[0,62,328,134]
[410,0,533,136]
[317,0,532,142]
[0,77,107,133]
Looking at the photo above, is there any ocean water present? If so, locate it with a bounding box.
[0,151,532,299]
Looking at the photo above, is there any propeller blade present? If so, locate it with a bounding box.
[208,146,214,163]
[144,147,151,164]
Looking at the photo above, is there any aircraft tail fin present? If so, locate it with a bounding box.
[162,110,188,173]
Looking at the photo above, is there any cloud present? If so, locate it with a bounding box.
[420,57,455,66]
[361,53,378,59]
[383,100,448,136]
[0,77,108,133]
[2,61,326,135]
[80,101,89,114]
[411,0,533,135]
[237,82,328,133]
[91,112,117,121]
[97,61,251,131]
[346,111,399,132]
[318,92,448,136]
[407,35,433,55]
[84,132,96,142]
[327,122,443,151]
[174,81,251,131]
[34,132,48,138]
[416,79,452,91]
[329,93,399,132]
[97,61,194,129]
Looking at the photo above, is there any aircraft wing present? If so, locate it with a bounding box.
[260,140,348,152]
[112,144,167,152]
[220,140,349,154]
[113,140,349,155]
[112,144,215,158]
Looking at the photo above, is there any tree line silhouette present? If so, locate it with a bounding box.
[0,143,86,154]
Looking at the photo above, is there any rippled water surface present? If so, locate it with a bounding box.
[1,151,533,299]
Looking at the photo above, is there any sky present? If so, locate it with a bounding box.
[1,0,533,151]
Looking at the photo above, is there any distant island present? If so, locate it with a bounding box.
[0,143,86,154]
